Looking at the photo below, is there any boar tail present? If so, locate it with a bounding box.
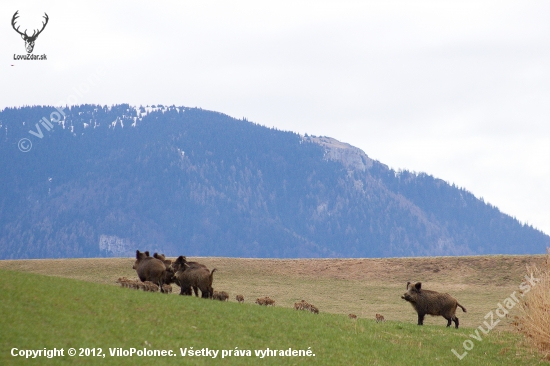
[210,268,217,282]
[457,303,467,312]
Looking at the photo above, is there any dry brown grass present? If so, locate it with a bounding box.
[514,250,550,360]
[0,254,546,330]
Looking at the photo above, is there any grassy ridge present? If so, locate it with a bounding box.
[0,269,545,365]
[1,255,547,329]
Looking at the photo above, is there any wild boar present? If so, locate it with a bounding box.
[402,281,466,328]
[212,290,229,301]
[133,250,166,291]
[153,253,173,270]
[172,256,210,295]
[174,264,216,298]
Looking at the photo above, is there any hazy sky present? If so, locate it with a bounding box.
[2,1,549,235]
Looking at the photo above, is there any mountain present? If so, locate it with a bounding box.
[0,104,548,259]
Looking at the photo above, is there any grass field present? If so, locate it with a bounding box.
[1,255,548,365]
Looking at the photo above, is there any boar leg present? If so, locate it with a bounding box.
[180,285,192,295]
[417,313,425,325]
[453,317,459,329]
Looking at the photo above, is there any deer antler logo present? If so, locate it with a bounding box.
[12,11,49,54]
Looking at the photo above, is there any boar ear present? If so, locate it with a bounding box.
[406,281,411,289]
[136,250,141,259]
[145,251,150,257]
[153,252,159,259]
[415,282,422,291]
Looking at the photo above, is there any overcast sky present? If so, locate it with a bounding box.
[1,1,549,235]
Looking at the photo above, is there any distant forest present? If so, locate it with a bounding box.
[0,104,548,259]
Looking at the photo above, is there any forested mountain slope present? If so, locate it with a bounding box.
[1,104,547,259]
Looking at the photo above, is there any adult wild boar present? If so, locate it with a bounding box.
[153,253,173,270]
[133,250,166,291]
[172,255,210,296]
[401,282,466,328]
[174,264,216,298]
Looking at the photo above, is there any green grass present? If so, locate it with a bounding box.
[0,268,546,365]
[1,255,548,330]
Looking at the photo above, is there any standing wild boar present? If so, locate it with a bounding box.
[174,264,216,298]
[401,281,466,328]
[133,250,166,291]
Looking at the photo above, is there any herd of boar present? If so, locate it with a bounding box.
[125,250,468,328]
[132,250,217,298]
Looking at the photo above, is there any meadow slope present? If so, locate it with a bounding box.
[1,255,549,365]
[0,255,546,329]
